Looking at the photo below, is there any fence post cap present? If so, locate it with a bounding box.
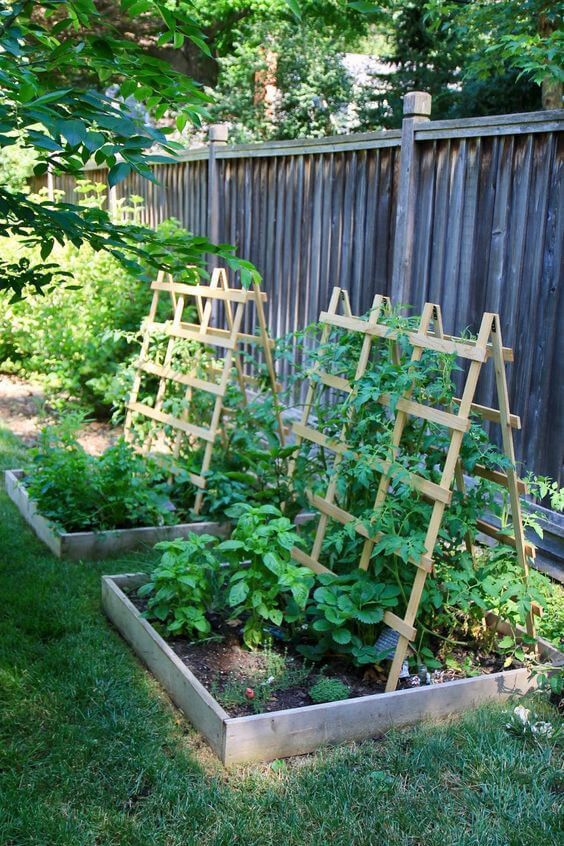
[209,124,229,144]
[403,91,432,119]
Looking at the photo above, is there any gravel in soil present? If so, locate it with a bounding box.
[128,592,516,718]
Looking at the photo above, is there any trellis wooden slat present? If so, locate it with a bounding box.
[289,288,536,692]
[124,268,282,514]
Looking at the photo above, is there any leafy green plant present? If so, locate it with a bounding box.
[203,442,300,519]
[309,677,350,704]
[0,1,261,298]
[138,534,222,639]
[0,209,195,415]
[218,504,315,648]
[25,415,175,532]
[302,571,401,665]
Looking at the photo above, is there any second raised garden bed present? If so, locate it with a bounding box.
[5,470,229,560]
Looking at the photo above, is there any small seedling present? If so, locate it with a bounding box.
[309,677,350,704]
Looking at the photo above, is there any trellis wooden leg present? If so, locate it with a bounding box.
[385,313,492,691]
[358,303,435,571]
[490,316,535,640]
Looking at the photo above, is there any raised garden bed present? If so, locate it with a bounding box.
[102,572,563,765]
[5,470,229,560]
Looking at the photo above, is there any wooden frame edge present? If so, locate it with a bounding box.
[102,572,563,766]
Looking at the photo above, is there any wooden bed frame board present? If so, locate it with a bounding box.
[102,572,562,766]
[5,470,229,561]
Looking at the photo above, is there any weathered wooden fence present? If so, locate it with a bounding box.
[36,94,564,484]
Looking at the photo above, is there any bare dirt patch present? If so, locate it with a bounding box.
[0,374,118,454]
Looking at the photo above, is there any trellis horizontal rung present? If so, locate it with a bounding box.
[318,311,487,362]
[127,402,215,443]
[137,360,225,396]
[146,321,237,350]
[307,493,434,572]
[177,321,274,348]
[453,398,521,429]
[377,394,470,432]
[319,372,353,393]
[474,464,527,495]
[151,280,267,303]
[292,423,348,455]
[427,332,514,363]
[407,332,487,362]
[290,545,331,574]
[476,519,536,558]
[383,612,417,642]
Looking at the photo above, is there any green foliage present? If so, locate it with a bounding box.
[0,135,37,193]
[419,547,546,661]
[303,571,401,665]
[25,415,175,532]
[139,534,223,639]
[0,236,151,412]
[0,183,225,414]
[212,21,354,141]
[219,504,314,647]
[309,676,350,703]
[424,0,563,87]
[0,1,260,296]
[203,442,300,520]
[352,0,543,130]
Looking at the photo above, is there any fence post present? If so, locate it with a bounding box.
[207,124,229,262]
[392,91,432,304]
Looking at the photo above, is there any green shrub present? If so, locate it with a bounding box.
[25,416,176,532]
[0,185,192,417]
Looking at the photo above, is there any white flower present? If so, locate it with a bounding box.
[513,705,531,725]
[531,721,554,738]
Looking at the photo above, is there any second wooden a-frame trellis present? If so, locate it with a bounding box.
[289,287,537,692]
[124,267,284,513]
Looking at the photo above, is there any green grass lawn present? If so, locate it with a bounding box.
[0,425,562,846]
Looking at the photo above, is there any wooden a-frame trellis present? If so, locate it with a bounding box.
[288,287,537,692]
[124,267,284,514]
